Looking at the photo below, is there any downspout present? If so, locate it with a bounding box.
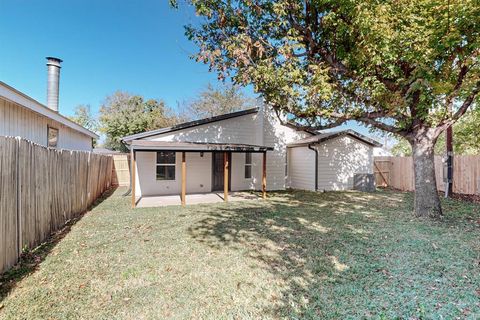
[123,143,132,196]
[308,144,318,191]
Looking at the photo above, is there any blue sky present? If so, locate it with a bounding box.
[0,0,384,142]
[0,0,221,114]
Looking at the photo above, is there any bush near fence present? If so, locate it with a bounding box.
[374,156,480,195]
[0,136,113,273]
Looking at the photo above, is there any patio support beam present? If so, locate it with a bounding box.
[131,148,136,208]
[181,152,186,206]
[224,151,229,202]
[262,151,267,199]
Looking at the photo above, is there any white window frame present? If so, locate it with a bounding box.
[245,152,252,179]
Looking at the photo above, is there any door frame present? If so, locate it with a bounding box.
[211,152,231,192]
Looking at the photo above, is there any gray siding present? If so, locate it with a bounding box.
[0,97,93,151]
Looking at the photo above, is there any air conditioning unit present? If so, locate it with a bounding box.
[354,173,376,192]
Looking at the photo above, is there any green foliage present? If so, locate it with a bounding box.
[99,92,179,152]
[391,138,412,156]
[68,104,99,147]
[180,82,255,120]
[176,0,480,139]
[392,106,480,155]
[68,104,98,132]
[436,106,480,155]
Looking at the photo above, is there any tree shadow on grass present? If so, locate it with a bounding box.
[0,186,118,304]
[188,190,401,318]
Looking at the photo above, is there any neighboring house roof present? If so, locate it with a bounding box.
[130,140,273,152]
[122,108,260,142]
[287,129,382,147]
[93,147,122,154]
[0,81,99,139]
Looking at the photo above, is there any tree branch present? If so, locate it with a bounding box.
[435,80,480,135]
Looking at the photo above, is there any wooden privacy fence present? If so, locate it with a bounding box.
[111,154,130,186]
[374,156,480,195]
[0,136,114,273]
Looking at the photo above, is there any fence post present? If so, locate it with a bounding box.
[15,137,21,259]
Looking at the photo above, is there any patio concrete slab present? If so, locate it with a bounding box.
[136,192,261,208]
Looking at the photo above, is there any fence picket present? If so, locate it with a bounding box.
[374,155,480,195]
[0,136,113,273]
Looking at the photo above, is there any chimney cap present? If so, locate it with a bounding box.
[46,57,63,67]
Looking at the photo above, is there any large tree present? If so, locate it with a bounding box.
[68,104,99,132]
[173,0,480,218]
[99,91,179,152]
[180,82,255,120]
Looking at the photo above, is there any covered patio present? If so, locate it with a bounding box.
[136,191,262,208]
[129,140,273,208]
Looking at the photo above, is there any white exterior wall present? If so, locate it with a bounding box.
[287,146,316,191]
[135,151,213,197]
[0,97,93,151]
[135,107,312,196]
[230,152,263,191]
[147,112,259,144]
[315,136,373,191]
[262,111,311,190]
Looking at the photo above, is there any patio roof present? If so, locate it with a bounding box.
[129,140,274,152]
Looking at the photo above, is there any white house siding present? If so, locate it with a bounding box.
[146,112,260,145]
[287,146,316,191]
[315,136,373,191]
[262,111,312,190]
[135,151,212,197]
[230,152,262,191]
[0,97,93,151]
[141,108,310,192]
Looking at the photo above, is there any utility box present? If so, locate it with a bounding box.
[354,173,376,192]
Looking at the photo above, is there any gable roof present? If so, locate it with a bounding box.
[123,107,318,143]
[0,81,98,139]
[287,129,382,147]
[122,107,261,142]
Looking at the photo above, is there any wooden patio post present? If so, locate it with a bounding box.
[181,152,186,207]
[131,148,136,208]
[262,151,267,199]
[224,151,229,202]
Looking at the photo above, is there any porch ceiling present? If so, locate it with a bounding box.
[129,140,273,152]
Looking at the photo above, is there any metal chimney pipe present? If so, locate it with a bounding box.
[46,57,62,112]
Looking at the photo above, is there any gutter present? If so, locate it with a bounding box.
[307,144,318,191]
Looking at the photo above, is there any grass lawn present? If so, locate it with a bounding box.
[0,188,479,319]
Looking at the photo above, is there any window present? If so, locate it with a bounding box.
[156,152,176,180]
[245,152,252,179]
[47,126,59,148]
[285,154,288,176]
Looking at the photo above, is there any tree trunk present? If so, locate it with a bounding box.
[411,134,443,218]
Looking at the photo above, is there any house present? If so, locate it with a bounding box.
[122,106,381,207]
[0,58,98,151]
